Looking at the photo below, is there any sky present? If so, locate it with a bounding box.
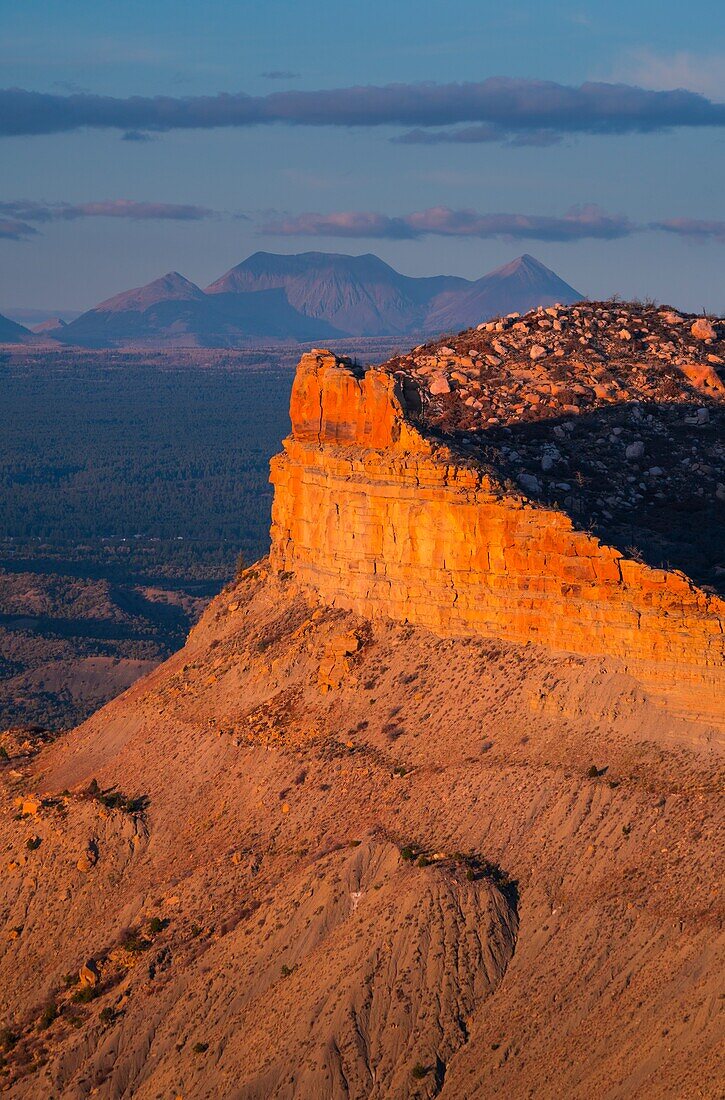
[1,0,724,316]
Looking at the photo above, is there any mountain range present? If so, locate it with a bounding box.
[1,252,583,348]
[0,311,32,343]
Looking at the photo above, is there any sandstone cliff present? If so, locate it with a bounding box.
[271,304,724,730]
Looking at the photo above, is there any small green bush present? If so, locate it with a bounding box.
[148,916,164,935]
[400,846,416,861]
[192,1042,209,1054]
[411,1062,429,1079]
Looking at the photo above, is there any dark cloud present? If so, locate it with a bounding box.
[260,71,301,80]
[1,78,723,140]
[0,199,215,222]
[122,129,156,142]
[262,205,637,242]
[0,218,37,241]
[650,218,725,243]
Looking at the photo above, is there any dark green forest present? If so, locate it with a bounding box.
[0,354,293,578]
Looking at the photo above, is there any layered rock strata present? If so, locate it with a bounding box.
[270,343,724,730]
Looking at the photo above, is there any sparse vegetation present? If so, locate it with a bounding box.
[191,1042,209,1054]
[84,780,148,815]
[38,1000,58,1030]
[0,1027,18,1052]
[411,1062,430,1079]
[118,926,151,953]
[71,986,97,1005]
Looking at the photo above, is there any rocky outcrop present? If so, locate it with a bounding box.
[270,342,724,729]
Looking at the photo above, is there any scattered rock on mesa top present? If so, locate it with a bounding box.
[625,441,645,460]
[518,472,542,494]
[429,375,451,395]
[691,317,716,341]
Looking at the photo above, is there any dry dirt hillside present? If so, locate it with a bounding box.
[0,302,723,1099]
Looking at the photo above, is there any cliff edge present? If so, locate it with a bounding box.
[271,303,724,730]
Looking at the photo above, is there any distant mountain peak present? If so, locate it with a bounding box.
[0,311,33,344]
[92,272,207,314]
[56,251,584,347]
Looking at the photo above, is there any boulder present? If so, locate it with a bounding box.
[691,318,716,341]
[429,375,451,396]
[79,959,100,987]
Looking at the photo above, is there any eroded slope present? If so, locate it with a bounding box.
[0,568,722,1098]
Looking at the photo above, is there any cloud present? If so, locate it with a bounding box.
[0,218,37,241]
[262,204,637,242]
[0,199,215,222]
[121,129,155,142]
[393,124,563,146]
[650,218,725,243]
[1,78,723,141]
[262,211,418,239]
[260,70,301,80]
[609,50,725,100]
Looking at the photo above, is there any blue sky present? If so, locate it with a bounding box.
[1,0,723,314]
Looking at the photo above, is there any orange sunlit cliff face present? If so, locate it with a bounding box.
[271,303,724,730]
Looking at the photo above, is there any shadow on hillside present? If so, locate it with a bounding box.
[444,398,724,597]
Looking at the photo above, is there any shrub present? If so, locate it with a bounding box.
[119,926,149,953]
[26,836,41,851]
[0,746,9,761]
[417,855,432,868]
[39,1000,58,1029]
[192,1042,209,1054]
[71,986,97,1005]
[280,964,296,978]
[400,846,416,862]
[148,916,164,936]
[586,765,600,779]
[0,1027,18,1052]
[99,1007,115,1025]
[411,1063,429,1079]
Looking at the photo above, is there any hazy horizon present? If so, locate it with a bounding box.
[1,0,723,315]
